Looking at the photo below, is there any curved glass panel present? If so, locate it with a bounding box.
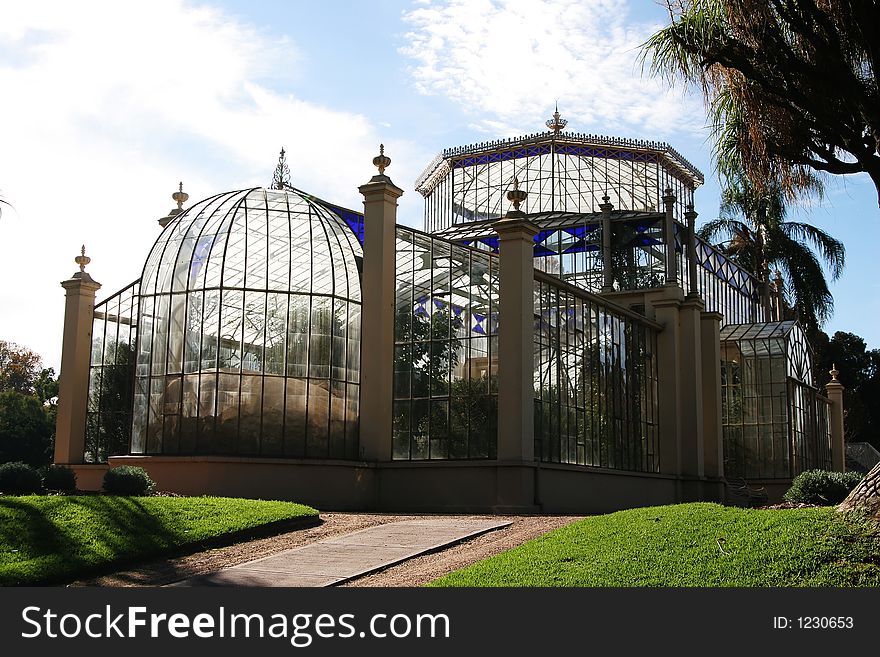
[132,188,362,459]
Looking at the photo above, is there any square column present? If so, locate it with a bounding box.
[493,216,539,462]
[358,157,403,462]
[55,264,101,464]
[651,290,684,477]
[678,296,706,482]
[493,215,540,510]
[700,311,724,479]
[662,189,678,287]
[826,369,846,472]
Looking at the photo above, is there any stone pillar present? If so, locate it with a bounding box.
[663,188,678,287]
[678,296,705,485]
[826,366,846,472]
[684,204,699,297]
[700,311,724,479]
[600,195,614,293]
[358,146,403,462]
[55,248,101,464]
[651,287,684,478]
[492,177,539,511]
[494,215,539,464]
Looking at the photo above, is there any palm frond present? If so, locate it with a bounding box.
[778,221,846,280]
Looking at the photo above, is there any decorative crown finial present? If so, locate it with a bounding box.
[506,176,528,211]
[373,143,391,175]
[172,181,189,210]
[271,147,291,189]
[75,245,90,273]
[829,364,839,382]
[545,103,567,135]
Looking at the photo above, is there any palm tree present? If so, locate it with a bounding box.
[698,176,845,331]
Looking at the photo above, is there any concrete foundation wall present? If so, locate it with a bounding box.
[536,465,679,513]
[107,456,377,511]
[749,480,791,505]
[69,464,110,491]
[67,457,729,514]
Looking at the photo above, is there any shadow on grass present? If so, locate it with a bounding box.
[0,496,320,586]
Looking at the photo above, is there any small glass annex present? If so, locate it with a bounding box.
[131,187,363,459]
[720,322,831,479]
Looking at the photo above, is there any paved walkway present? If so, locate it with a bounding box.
[172,518,511,587]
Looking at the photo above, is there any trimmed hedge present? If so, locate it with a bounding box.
[102,466,155,496]
[41,464,77,491]
[0,461,44,494]
[783,469,863,505]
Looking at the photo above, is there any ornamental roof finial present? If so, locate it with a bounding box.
[545,103,567,135]
[506,176,527,212]
[75,245,90,273]
[272,147,291,189]
[373,143,391,175]
[830,364,839,382]
[172,181,189,211]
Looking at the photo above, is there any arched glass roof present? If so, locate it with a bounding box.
[141,187,362,301]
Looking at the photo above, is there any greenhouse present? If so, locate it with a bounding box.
[53,113,845,512]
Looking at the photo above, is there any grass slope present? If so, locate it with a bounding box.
[431,503,880,587]
[0,495,317,585]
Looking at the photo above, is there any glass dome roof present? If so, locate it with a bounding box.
[141,187,362,301]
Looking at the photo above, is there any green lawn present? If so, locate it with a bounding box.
[0,495,317,585]
[431,503,880,587]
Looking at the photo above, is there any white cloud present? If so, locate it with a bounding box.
[400,0,705,139]
[0,0,409,369]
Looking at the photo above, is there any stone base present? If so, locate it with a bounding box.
[59,456,732,514]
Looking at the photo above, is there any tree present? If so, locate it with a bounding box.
[698,175,845,331]
[0,390,53,466]
[810,329,880,450]
[642,1,880,205]
[0,341,45,396]
[838,461,880,517]
[0,341,58,464]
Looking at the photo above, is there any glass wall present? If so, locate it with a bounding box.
[392,227,500,460]
[436,212,764,326]
[132,188,362,459]
[720,322,830,479]
[534,274,659,472]
[84,280,139,462]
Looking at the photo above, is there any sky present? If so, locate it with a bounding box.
[1,0,877,372]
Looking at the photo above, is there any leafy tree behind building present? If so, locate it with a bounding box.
[0,340,57,466]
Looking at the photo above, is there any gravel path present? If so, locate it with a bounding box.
[76,513,582,587]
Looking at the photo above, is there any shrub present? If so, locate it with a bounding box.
[783,469,864,505]
[102,466,155,496]
[41,464,77,491]
[0,461,44,494]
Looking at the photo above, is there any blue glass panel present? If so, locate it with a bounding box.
[323,204,365,245]
[534,230,555,244]
[478,237,500,251]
